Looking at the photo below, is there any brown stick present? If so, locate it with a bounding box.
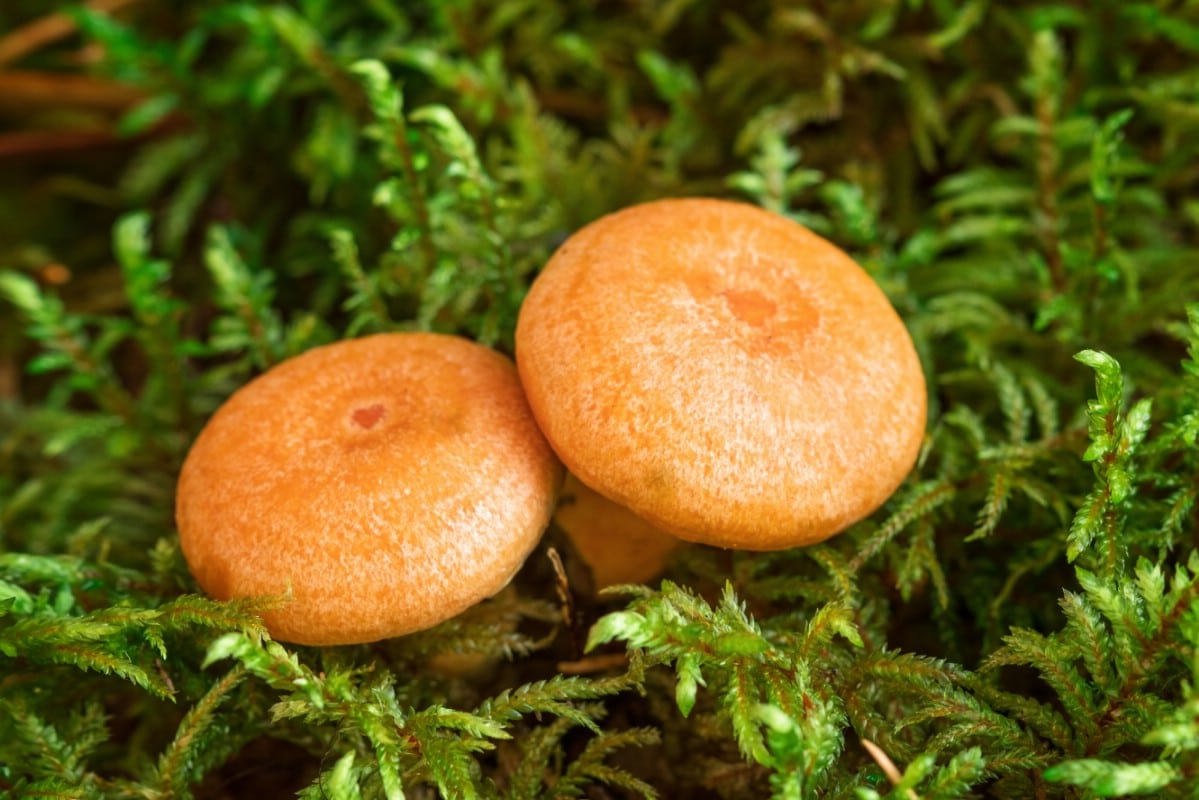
[0,358,17,401]
[860,739,919,800]
[0,70,144,110]
[0,127,124,158]
[556,652,629,675]
[0,0,143,68]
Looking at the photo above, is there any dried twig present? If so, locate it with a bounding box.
[0,71,144,110]
[556,652,629,675]
[0,0,143,68]
[0,128,122,157]
[861,739,919,800]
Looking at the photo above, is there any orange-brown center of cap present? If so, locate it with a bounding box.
[721,288,776,326]
[685,269,821,358]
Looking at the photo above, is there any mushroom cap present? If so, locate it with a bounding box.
[554,473,683,588]
[515,198,926,550]
[176,332,563,645]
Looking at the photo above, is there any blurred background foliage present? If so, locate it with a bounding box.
[2,0,1199,797]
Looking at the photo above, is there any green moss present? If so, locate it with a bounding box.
[2,1,1199,797]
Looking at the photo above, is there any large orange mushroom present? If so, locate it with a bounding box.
[515,198,926,551]
[176,332,563,646]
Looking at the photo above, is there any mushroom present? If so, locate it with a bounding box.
[515,198,926,551]
[176,332,563,646]
[554,472,683,588]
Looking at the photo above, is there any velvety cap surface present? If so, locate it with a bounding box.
[515,198,926,550]
[176,332,563,645]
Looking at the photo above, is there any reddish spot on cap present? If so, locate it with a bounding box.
[352,403,385,429]
[721,288,777,326]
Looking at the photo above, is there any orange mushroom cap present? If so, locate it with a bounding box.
[176,332,563,645]
[515,198,926,551]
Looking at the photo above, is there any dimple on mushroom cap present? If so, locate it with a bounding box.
[176,332,563,645]
[515,198,927,550]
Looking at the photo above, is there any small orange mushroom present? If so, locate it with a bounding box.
[554,473,683,588]
[176,332,563,646]
[515,198,927,551]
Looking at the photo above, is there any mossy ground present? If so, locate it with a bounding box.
[2,2,1199,798]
